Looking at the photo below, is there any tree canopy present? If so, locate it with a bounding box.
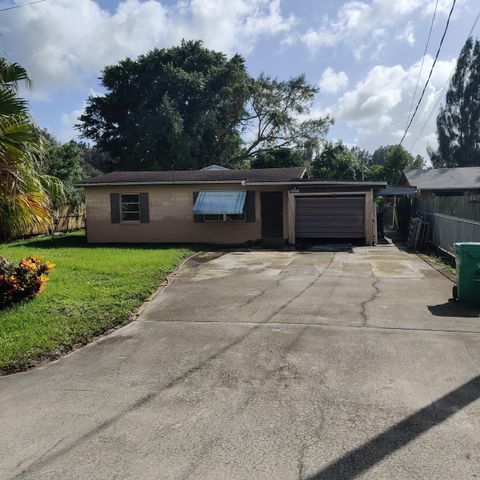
[41,133,101,206]
[237,74,332,163]
[309,143,419,184]
[311,141,364,180]
[251,147,304,169]
[382,144,414,185]
[429,37,480,167]
[78,41,331,171]
[79,41,250,171]
[359,145,415,184]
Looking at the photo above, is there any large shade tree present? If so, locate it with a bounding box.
[236,74,332,163]
[78,41,332,171]
[0,59,64,240]
[78,41,249,171]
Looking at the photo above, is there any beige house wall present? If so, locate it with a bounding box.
[85,184,289,244]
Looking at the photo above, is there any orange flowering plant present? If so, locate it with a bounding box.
[0,256,55,308]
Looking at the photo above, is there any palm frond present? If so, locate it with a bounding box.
[0,58,33,91]
[0,57,64,240]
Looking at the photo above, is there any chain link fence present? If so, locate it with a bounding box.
[421,212,480,253]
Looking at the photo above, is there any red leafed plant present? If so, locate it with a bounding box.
[0,256,55,308]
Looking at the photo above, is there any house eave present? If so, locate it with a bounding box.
[78,179,386,188]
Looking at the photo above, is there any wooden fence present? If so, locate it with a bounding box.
[11,204,85,240]
[53,204,85,233]
[416,193,480,222]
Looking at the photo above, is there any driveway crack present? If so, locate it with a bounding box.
[360,277,380,327]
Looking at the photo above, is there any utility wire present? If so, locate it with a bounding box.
[409,8,480,151]
[404,0,439,132]
[0,0,47,12]
[400,0,456,145]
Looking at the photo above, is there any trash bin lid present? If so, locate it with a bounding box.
[453,242,480,256]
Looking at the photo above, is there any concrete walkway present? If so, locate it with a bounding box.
[1,244,480,479]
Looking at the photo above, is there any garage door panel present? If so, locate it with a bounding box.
[295,226,364,232]
[296,215,364,221]
[295,196,365,239]
[298,231,362,238]
[296,198,361,205]
[296,222,364,228]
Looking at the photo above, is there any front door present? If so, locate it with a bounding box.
[261,192,284,239]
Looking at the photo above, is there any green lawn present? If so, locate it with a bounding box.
[0,232,193,374]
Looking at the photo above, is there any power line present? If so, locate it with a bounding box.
[404,0,439,132]
[400,0,456,145]
[0,0,47,12]
[408,8,480,151]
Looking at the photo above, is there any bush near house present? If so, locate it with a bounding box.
[0,231,192,374]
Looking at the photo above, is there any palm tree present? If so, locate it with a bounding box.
[0,58,64,240]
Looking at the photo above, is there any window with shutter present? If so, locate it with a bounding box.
[120,194,140,222]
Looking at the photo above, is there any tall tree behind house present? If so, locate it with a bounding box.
[429,37,480,167]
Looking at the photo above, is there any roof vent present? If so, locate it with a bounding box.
[201,164,230,171]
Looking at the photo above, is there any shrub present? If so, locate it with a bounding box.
[0,256,55,308]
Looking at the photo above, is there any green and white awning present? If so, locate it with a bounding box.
[193,190,246,215]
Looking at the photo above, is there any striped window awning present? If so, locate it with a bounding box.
[193,190,246,215]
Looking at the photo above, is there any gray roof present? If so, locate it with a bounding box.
[403,167,480,190]
[201,164,230,171]
[78,167,307,186]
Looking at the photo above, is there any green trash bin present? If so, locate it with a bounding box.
[453,242,480,305]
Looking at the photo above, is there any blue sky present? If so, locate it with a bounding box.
[0,0,478,158]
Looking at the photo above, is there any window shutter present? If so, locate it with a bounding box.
[139,192,149,223]
[193,192,204,223]
[110,193,120,223]
[245,191,256,222]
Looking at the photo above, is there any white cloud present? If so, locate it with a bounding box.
[0,0,295,98]
[328,55,456,154]
[318,67,348,94]
[299,0,422,57]
[396,20,415,46]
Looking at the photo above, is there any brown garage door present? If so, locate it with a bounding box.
[295,195,365,239]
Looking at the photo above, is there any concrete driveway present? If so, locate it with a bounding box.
[1,244,480,479]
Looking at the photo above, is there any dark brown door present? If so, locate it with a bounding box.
[261,192,283,239]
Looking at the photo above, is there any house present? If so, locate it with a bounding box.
[401,167,480,220]
[78,166,385,246]
[400,167,480,251]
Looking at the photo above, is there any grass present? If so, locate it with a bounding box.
[427,254,456,275]
[0,231,193,374]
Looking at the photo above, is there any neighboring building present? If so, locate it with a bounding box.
[401,167,480,251]
[78,166,385,245]
[401,167,480,221]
